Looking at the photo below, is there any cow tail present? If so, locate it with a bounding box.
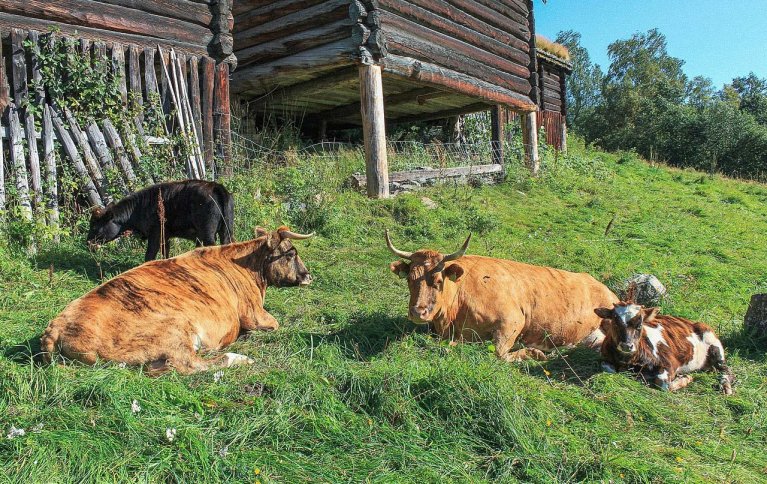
[218,190,235,244]
[40,326,59,364]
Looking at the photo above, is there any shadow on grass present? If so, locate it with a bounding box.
[2,336,44,364]
[722,328,767,363]
[526,346,604,386]
[298,311,425,361]
[33,242,140,283]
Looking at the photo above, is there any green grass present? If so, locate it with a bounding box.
[1,140,766,483]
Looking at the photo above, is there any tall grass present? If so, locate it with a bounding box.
[1,137,766,482]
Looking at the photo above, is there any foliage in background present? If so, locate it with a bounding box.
[560,28,767,181]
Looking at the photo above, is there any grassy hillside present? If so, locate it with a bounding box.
[1,140,766,482]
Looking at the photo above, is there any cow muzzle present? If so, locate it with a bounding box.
[409,305,433,323]
[618,342,636,354]
[299,274,313,287]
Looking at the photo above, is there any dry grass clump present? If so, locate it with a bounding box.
[537,35,571,61]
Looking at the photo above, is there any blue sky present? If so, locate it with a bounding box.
[534,0,767,88]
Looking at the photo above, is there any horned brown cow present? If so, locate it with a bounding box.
[41,226,314,374]
[386,231,619,361]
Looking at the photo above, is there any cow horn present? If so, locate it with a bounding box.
[443,233,472,262]
[279,229,315,240]
[385,230,413,260]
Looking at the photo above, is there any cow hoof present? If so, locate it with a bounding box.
[224,353,255,367]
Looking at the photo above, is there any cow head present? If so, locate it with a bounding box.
[87,203,122,249]
[256,226,314,287]
[595,303,659,357]
[386,230,471,323]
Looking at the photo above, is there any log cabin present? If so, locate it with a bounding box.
[535,35,571,151]
[231,0,545,198]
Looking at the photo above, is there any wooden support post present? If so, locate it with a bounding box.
[491,105,504,165]
[359,64,389,199]
[521,111,539,176]
[213,61,231,174]
[201,57,215,171]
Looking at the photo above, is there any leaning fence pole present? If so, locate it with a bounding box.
[158,45,197,179]
[9,106,33,221]
[49,104,102,207]
[171,49,205,178]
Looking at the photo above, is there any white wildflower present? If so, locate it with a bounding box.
[6,426,25,440]
[218,445,229,458]
[131,400,141,414]
[165,428,177,442]
[31,423,44,433]
[213,370,224,383]
[118,362,127,369]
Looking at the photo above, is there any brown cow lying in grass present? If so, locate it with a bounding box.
[385,231,619,361]
[595,298,734,394]
[41,226,314,374]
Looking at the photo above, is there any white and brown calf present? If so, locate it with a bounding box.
[595,302,734,394]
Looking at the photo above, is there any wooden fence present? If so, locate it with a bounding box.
[0,27,232,231]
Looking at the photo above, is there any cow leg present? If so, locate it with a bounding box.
[240,311,280,332]
[493,325,548,362]
[145,231,161,261]
[668,375,693,392]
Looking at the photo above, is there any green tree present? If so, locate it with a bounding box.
[730,73,767,125]
[587,29,689,157]
[554,30,603,133]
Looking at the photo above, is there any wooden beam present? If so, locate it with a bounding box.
[359,64,389,199]
[521,111,539,175]
[214,62,231,169]
[382,54,536,111]
[349,164,504,191]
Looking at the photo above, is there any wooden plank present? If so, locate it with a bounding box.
[86,121,118,177]
[188,56,203,154]
[159,48,172,116]
[234,0,349,51]
[382,54,536,111]
[350,163,503,190]
[0,27,8,116]
[129,45,143,120]
[96,0,213,27]
[0,29,5,213]
[384,29,531,97]
[0,12,209,56]
[102,118,137,185]
[64,107,110,200]
[377,10,531,80]
[200,56,215,168]
[371,0,529,62]
[213,62,231,168]
[111,42,128,105]
[49,104,102,206]
[491,106,504,165]
[235,19,352,69]
[234,0,328,33]
[229,38,357,94]
[359,64,389,199]
[143,47,159,104]
[11,29,43,207]
[0,0,214,47]
[9,107,33,220]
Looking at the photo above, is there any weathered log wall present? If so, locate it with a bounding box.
[535,52,570,150]
[0,0,234,60]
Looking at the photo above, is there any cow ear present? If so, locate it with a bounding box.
[594,307,614,319]
[267,231,282,250]
[642,307,659,323]
[254,226,269,238]
[390,261,410,279]
[444,263,464,282]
